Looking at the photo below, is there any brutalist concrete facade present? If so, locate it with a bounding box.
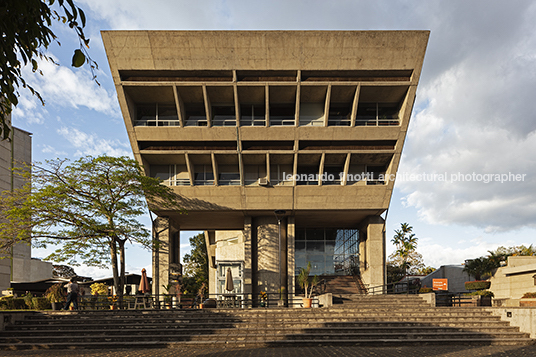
[102,31,429,298]
[0,117,53,292]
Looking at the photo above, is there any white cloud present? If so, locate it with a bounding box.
[13,56,120,125]
[41,144,67,157]
[57,127,131,157]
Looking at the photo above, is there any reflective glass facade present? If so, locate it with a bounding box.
[295,228,359,276]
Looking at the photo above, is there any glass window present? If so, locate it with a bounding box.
[295,228,359,276]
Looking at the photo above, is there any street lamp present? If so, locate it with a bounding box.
[274,210,286,304]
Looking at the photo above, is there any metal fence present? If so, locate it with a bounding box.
[78,292,318,310]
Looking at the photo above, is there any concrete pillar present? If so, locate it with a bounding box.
[287,216,296,296]
[152,217,180,296]
[205,230,217,294]
[359,215,385,289]
[252,216,287,296]
[243,217,253,295]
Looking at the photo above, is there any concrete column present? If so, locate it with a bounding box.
[359,215,385,289]
[243,217,253,295]
[152,217,180,296]
[287,216,296,296]
[205,230,217,294]
[252,216,287,296]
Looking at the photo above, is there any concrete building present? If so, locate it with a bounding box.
[0,116,53,293]
[420,265,474,294]
[490,256,536,300]
[102,31,429,299]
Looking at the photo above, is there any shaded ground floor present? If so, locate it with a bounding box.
[3,345,536,357]
[152,214,386,299]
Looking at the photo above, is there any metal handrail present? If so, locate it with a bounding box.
[367,280,421,295]
[78,292,320,310]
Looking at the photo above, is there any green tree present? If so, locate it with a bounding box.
[0,0,97,139]
[182,233,208,295]
[0,155,181,307]
[389,223,424,276]
[386,262,406,284]
[415,266,436,276]
[463,257,496,281]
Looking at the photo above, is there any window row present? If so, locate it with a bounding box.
[148,153,390,187]
[125,84,408,128]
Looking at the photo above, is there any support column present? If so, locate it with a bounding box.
[243,217,253,295]
[287,216,296,296]
[359,215,385,289]
[152,217,180,297]
[205,230,217,294]
[252,216,288,296]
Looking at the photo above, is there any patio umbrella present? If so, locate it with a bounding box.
[139,268,150,294]
[225,267,234,292]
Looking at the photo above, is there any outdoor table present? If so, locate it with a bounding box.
[132,294,154,309]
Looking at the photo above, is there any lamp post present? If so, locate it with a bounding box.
[274,210,286,304]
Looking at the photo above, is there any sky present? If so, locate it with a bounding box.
[13,0,536,279]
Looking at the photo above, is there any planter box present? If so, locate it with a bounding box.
[520,298,536,307]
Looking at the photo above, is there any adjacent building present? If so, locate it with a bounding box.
[102,30,429,299]
[0,115,53,293]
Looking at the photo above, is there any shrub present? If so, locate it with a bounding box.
[419,287,433,293]
[465,281,491,291]
[521,292,536,299]
[90,282,108,296]
[465,290,494,297]
[32,297,51,310]
[45,283,65,303]
[1,297,28,310]
[24,293,34,309]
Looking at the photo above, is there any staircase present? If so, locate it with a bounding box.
[322,275,362,295]
[0,295,533,350]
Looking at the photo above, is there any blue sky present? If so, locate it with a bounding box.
[13,0,536,279]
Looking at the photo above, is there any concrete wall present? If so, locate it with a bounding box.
[0,125,37,292]
[420,265,473,293]
[487,307,536,339]
[12,258,53,282]
[489,256,536,299]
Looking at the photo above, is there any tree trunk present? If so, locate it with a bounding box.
[110,240,120,305]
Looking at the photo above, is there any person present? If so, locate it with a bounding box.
[63,277,79,310]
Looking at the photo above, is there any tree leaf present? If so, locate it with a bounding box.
[71,49,85,67]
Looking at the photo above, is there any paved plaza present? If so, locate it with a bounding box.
[3,346,536,357]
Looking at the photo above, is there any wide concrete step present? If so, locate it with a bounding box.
[0,337,533,350]
[1,327,530,343]
[12,316,504,329]
[1,324,524,338]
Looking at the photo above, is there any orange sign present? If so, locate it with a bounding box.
[433,279,448,291]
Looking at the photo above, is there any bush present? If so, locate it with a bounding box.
[24,293,34,309]
[465,290,494,297]
[465,281,491,290]
[419,287,433,293]
[521,292,536,299]
[32,297,51,310]
[0,297,28,310]
[90,282,108,296]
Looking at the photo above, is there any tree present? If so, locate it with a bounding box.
[386,262,405,284]
[52,264,77,278]
[389,223,424,276]
[0,0,98,139]
[415,266,436,276]
[463,257,496,281]
[0,155,181,307]
[182,233,208,295]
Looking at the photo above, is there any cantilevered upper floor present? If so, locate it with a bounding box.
[102,31,429,229]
